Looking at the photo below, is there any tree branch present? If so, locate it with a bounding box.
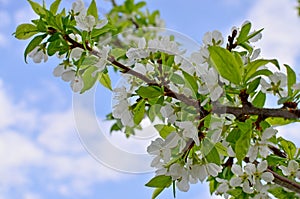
[267,168,300,194]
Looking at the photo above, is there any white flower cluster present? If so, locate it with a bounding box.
[112,86,134,127]
[28,46,48,63]
[72,0,108,32]
[215,161,273,197]
[126,36,182,63]
[247,127,277,162]
[53,47,84,92]
[279,160,300,179]
[260,72,287,97]
[188,30,225,102]
[147,134,222,192]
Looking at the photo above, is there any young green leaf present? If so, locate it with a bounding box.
[111,48,127,59]
[284,64,296,96]
[151,187,165,199]
[244,59,279,82]
[136,86,163,98]
[80,66,99,94]
[50,0,61,14]
[27,0,46,15]
[201,138,221,164]
[87,0,98,20]
[237,22,251,44]
[252,91,266,108]
[133,100,145,125]
[208,46,242,85]
[99,72,112,90]
[145,175,172,188]
[235,127,252,163]
[182,71,198,94]
[279,137,297,159]
[154,124,176,139]
[14,24,38,40]
[24,34,47,63]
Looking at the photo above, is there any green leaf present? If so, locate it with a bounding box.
[145,175,172,188]
[284,64,296,96]
[124,0,134,13]
[111,48,126,59]
[154,124,176,139]
[27,0,46,15]
[279,137,297,159]
[99,72,112,90]
[135,1,146,9]
[133,100,145,125]
[244,59,279,82]
[266,117,300,127]
[50,0,61,14]
[14,24,38,39]
[235,127,252,163]
[24,34,47,63]
[269,186,298,199]
[201,138,220,164]
[87,0,98,20]
[82,56,99,66]
[237,22,251,44]
[247,28,264,42]
[246,69,273,81]
[208,46,242,85]
[215,142,228,156]
[252,91,266,108]
[182,71,198,94]
[151,187,165,199]
[247,77,261,94]
[136,86,163,98]
[170,73,185,84]
[47,39,61,56]
[80,66,99,94]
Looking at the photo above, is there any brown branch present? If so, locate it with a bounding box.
[213,104,300,119]
[267,168,300,194]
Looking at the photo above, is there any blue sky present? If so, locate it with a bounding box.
[1,0,300,199]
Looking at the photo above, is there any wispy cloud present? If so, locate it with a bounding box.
[0,79,128,198]
[246,0,300,67]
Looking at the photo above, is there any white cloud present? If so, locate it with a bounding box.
[277,122,300,146]
[246,0,300,68]
[0,79,128,198]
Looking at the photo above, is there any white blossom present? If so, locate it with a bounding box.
[148,36,181,55]
[190,163,222,182]
[72,0,108,31]
[28,46,48,63]
[112,87,134,127]
[199,67,223,101]
[279,160,300,179]
[53,64,84,93]
[216,178,230,198]
[247,127,277,162]
[126,37,149,60]
[160,104,177,124]
[92,45,110,76]
[230,164,254,194]
[167,163,190,192]
[260,72,287,97]
[176,121,200,146]
[202,30,224,46]
[72,0,85,14]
